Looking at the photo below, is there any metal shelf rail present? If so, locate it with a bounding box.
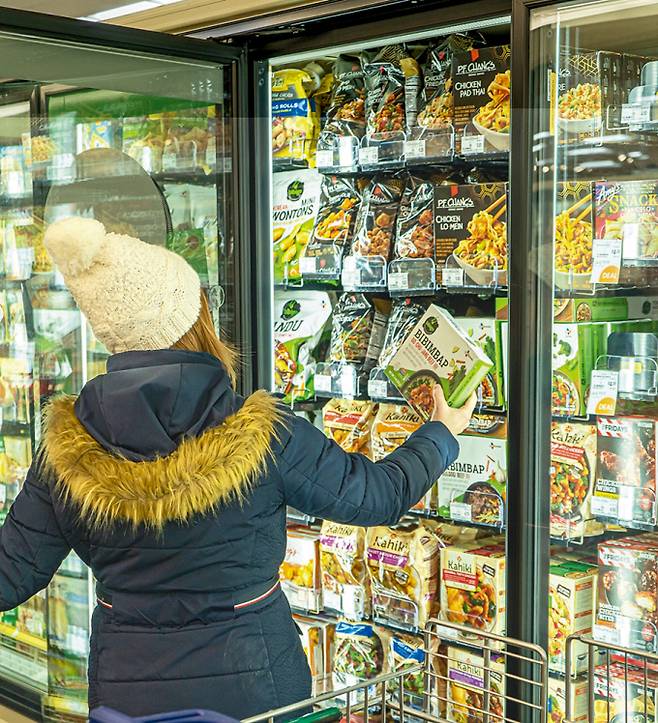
[245,619,548,723]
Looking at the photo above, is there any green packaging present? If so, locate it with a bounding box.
[454,317,502,408]
[551,323,592,416]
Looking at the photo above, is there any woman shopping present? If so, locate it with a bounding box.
[0,217,475,718]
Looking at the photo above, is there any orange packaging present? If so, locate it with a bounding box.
[323,398,377,457]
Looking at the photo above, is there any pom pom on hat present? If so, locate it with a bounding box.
[44,217,106,276]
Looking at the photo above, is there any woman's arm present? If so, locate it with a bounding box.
[276,387,474,527]
[0,460,72,611]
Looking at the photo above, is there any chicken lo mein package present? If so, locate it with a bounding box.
[366,522,440,629]
[351,175,404,261]
[322,398,377,457]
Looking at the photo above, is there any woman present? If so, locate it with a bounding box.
[0,217,475,719]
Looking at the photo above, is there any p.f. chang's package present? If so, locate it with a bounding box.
[366,523,440,629]
[273,291,332,403]
[435,183,508,287]
[452,45,511,155]
[395,176,435,260]
[271,68,320,165]
[550,421,603,541]
[351,176,404,260]
[385,304,494,419]
[329,292,389,367]
[322,55,367,139]
[272,169,322,283]
[320,521,369,620]
[333,621,384,690]
[323,398,377,457]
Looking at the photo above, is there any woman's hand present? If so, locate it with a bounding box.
[430,385,477,437]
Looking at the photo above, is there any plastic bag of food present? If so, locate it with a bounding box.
[320,521,370,620]
[271,68,320,165]
[323,55,367,138]
[371,403,422,460]
[379,299,427,369]
[272,169,323,283]
[395,176,435,260]
[273,291,333,403]
[387,633,425,701]
[333,621,384,689]
[366,523,440,629]
[352,176,404,259]
[329,292,389,367]
[364,55,406,136]
[323,398,377,457]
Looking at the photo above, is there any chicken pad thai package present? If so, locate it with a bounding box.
[452,45,510,155]
[434,183,508,288]
[366,523,440,629]
[550,421,603,541]
[273,291,333,403]
[320,521,370,620]
[322,398,377,457]
[332,621,384,690]
[593,416,658,529]
[446,646,505,723]
[329,292,389,368]
[384,304,494,418]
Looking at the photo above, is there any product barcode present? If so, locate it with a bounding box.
[450,502,473,523]
[443,268,464,286]
[590,494,618,518]
[359,146,379,166]
[388,272,409,290]
[621,103,651,125]
[461,134,485,155]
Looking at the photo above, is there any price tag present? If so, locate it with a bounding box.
[316,149,334,168]
[314,374,332,393]
[591,237,621,284]
[593,624,619,645]
[341,270,360,289]
[621,103,651,125]
[359,146,379,166]
[404,139,426,159]
[368,379,389,398]
[461,134,485,155]
[388,272,409,290]
[591,493,618,518]
[443,268,464,287]
[340,371,356,397]
[450,502,473,523]
[587,369,618,415]
[299,256,317,274]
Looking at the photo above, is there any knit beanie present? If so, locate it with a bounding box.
[44,217,201,354]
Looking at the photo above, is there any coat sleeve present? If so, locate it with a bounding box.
[0,459,72,611]
[275,412,459,526]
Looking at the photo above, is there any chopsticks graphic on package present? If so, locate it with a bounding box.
[565,192,593,224]
[484,194,507,222]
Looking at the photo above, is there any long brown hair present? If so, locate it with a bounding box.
[172,292,238,387]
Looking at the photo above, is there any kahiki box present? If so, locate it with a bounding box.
[280,526,322,613]
[593,416,658,530]
[548,560,598,676]
[434,183,508,288]
[446,645,505,723]
[595,534,658,653]
[384,304,493,418]
[452,45,511,156]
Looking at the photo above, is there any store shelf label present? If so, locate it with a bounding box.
[404,140,426,159]
[621,103,651,125]
[316,150,334,168]
[591,493,618,518]
[368,379,388,398]
[592,237,621,284]
[450,502,473,523]
[299,256,317,274]
[359,146,379,166]
[443,268,464,287]
[586,370,618,415]
[388,272,409,290]
[314,374,331,393]
[461,134,485,155]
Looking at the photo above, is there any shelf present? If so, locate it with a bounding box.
[0,622,47,652]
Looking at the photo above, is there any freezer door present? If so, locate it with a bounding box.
[0,12,244,719]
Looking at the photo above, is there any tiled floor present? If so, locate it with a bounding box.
[0,705,34,723]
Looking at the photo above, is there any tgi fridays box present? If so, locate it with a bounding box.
[446,646,505,723]
[595,534,658,654]
[595,180,658,287]
[438,422,507,528]
[452,45,511,156]
[280,527,322,613]
[384,304,493,417]
[593,416,658,530]
[434,183,508,288]
[550,48,623,143]
[593,661,658,723]
[440,541,506,637]
[548,676,589,723]
[550,421,604,541]
[548,560,598,675]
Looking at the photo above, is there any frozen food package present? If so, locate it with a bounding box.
[302,175,364,276]
[352,175,404,259]
[387,634,425,701]
[385,304,494,418]
[371,403,422,461]
[322,398,377,457]
[593,661,658,723]
[320,521,370,620]
[271,68,320,165]
[280,527,322,613]
[272,169,323,283]
[378,298,426,368]
[554,182,594,291]
[322,54,367,138]
[395,176,435,260]
[329,292,389,367]
[446,646,505,723]
[273,291,333,403]
[366,523,440,629]
[454,317,501,406]
[364,48,407,136]
[333,621,384,689]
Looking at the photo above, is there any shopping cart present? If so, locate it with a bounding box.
[90,709,241,723]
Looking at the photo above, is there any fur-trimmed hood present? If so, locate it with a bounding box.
[41,350,281,529]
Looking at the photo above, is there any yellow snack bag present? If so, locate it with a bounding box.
[323,398,377,457]
[271,69,320,165]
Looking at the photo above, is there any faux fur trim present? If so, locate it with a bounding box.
[42,391,283,530]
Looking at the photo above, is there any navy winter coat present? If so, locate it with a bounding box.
[0,349,459,719]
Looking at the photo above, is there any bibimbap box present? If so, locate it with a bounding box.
[384,304,493,418]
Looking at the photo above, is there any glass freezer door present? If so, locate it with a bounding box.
[529,0,658,720]
[0,16,240,720]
